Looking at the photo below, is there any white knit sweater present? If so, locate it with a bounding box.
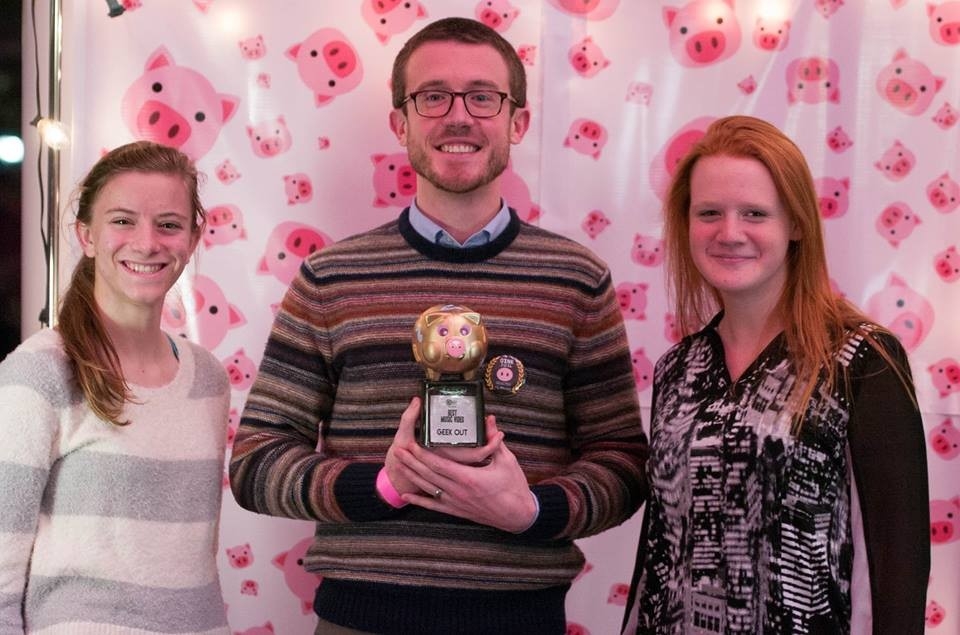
[0,328,231,634]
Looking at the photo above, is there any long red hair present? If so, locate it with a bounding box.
[663,116,914,428]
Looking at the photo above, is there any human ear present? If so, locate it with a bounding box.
[509,108,530,145]
[389,110,408,147]
[75,221,96,258]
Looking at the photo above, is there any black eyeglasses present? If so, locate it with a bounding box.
[401,90,517,118]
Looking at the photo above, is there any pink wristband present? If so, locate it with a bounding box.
[376,467,408,508]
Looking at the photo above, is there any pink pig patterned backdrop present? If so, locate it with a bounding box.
[33,0,960,632]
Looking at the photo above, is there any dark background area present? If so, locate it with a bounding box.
[1,0,23,360]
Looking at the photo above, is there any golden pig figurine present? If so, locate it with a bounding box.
[412,304,488,381]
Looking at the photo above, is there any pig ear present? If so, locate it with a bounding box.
[662,7,678,27]
[463,313,482,325]
[423,313,444,327]
[229,304,246,328]
[285,43,301,61]
[145,46,174,71]
[220,95,240,124]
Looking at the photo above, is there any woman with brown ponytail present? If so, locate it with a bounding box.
[0,141,231,633]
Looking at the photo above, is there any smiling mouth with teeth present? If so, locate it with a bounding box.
[440,143,479,153]
[125,262,165,274]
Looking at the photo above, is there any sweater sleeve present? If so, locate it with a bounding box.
[0,340,63,633]
[522,271,649,541]
[847,333,929,635]
[229,270,403,523]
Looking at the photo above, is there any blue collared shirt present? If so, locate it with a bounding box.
[408,200,511,248]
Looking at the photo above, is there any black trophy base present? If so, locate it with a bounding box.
[419,379,485,447]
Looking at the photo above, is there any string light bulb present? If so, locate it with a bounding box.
[34,117,70,150]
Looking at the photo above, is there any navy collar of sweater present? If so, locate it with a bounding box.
[398,207,522,263]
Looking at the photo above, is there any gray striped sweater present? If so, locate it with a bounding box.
[230,210,648,631]
[0,328,231,634]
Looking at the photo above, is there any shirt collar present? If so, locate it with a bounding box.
[408,199,511,248]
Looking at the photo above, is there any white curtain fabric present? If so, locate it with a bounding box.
[41,1,959,632]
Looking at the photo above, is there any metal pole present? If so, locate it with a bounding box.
[43,0,62,327]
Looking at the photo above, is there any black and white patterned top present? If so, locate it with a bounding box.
[624,314,929,635]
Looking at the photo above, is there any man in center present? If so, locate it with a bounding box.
[230,16,648,635]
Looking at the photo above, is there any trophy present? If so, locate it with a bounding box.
[412,304,487,447]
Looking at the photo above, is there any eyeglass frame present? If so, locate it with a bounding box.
[400,90,519,119]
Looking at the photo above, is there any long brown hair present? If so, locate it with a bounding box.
[57,141,205,425]
[663,116,913,429]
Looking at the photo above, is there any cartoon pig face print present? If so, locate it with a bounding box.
[631,233,665,267]
[631,348,654,392]
[273,537,322,615]
[664,313,681,344]
[928,418,960,459]
[927,1,960,46]
[925,600,945,627]
[649,117,715,199]
[926,172,960,213]
[786,57,840,104]
[864,273,935,351]
[616,282,648,320]
[753,16,790,50]
[226,543,254,568]
[518,44,537,66]
[563,118,608,159]
[546,0,620,20]
[814,176,850,218]
[876,49,945,116]
[929,359,960,398]
[934,245,960,282]
[214,158,241,184]
[738,75,757,94]
[826,126,853,152]
[258,222,333,286]
[247,116,293,158]
[284,173,314,205]
[161,274,245,351]
[932,101,959,129]
[569,37,611,78]
[286,28,364,107]
[476,0,521,32]
[238,35,266,60]
[371,152,417,208]
[361,0,427,44]
[581,210,611,239]
[929,497,960,544]
[626,81,653,104]
[874,140,915,181]
[203,204,246,248]
[222,348,257,391]
[121,47,239,160]
[607,582,630,605]
[663,0,742,67]
[875,202,921,248]
[815,0,844,18]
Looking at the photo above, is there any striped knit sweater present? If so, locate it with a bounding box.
[230,209,649,633]
[0,328,231,634]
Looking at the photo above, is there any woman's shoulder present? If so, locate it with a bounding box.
[0,329,80,406]
[167,336,230,396]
